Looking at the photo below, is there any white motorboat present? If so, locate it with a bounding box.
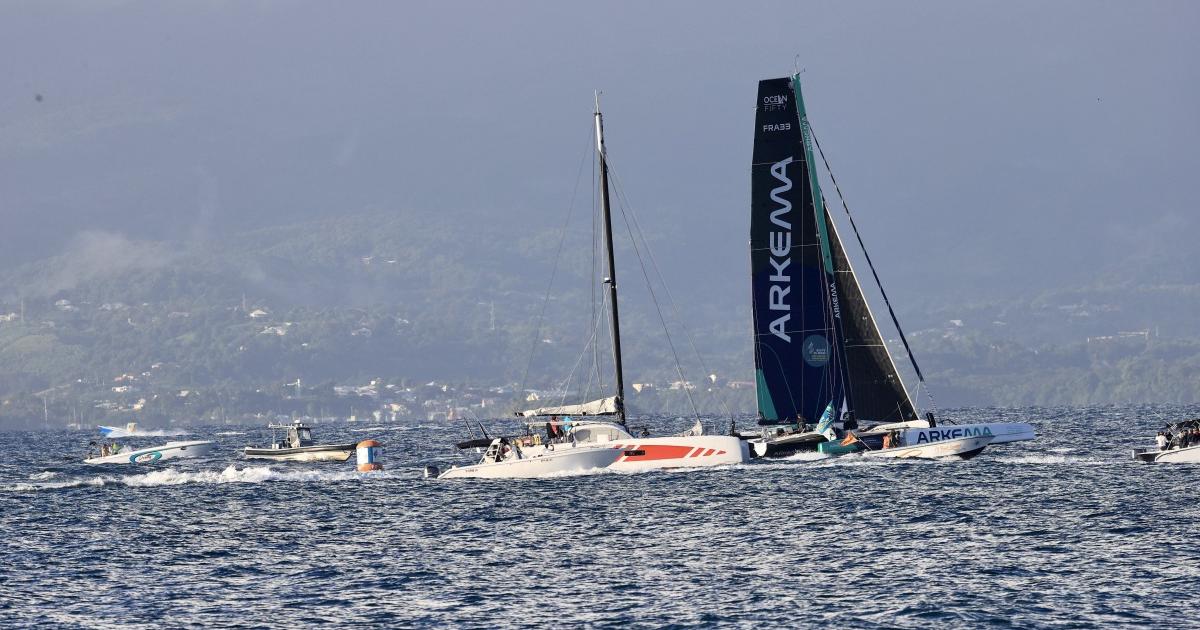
[438,438,621,479]
[1133,418,1200,463]
[98,422,140,438]
[244,420,356,462]
[84,440,215,465]
[1132,445,1200,463]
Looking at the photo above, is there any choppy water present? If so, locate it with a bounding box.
[2,405,1198,628]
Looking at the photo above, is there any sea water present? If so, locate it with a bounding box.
[2,405,1197,627]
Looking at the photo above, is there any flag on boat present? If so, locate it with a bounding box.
[815,401,837,441]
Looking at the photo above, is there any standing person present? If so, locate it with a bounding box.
[1156,431,1168,451]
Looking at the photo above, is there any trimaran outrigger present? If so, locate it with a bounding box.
[744,74,1035,460]
[440,95,749,479]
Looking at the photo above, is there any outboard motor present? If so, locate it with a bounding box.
[423,465,440,479]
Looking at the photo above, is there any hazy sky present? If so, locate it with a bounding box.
[1,1,1196,304]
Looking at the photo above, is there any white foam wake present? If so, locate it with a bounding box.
[3,465,389,492]
[120,465,366,486]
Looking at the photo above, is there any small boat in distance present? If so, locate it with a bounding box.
[244,420,356,462]
[98,422,140,438]
[84,440,215,465]
[1133,418,1200,463]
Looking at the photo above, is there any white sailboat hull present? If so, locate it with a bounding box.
[863,435,993,460]
[607,435,749,471]
[84,440,215,465]
[438,446,620,479]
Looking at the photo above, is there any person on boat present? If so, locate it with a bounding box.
[1156,432,1169,450]
[841,411,857,431]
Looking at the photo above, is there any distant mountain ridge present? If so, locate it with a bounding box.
[1,210,1198,417]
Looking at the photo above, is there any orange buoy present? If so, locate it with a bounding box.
[356,440,382,472]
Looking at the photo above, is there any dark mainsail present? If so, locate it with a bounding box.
[750,77,843,425]
[826,207,917,422]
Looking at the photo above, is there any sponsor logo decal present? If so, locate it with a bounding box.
[762,93,788,110]
[132,451,162,464]
[912,426,994,445]
[802,335,830,367]
[767,157,793,342]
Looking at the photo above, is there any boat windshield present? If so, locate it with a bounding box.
[571,424,631,444]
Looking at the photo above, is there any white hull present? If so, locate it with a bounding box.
[84,440,214,465]
[243,446,355,462]
[900,422,1034,447]
[863,435,992,460]
[607,435,749,471]
[1133,444,1200,463]
[519,420,749,471]
[439,445,620,479]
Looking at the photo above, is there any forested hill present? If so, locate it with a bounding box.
[1,210,1199,428]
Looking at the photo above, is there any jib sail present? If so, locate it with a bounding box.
[826,207,917,422]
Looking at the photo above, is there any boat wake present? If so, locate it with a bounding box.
[102,428,190,438]
[990,453,1106,465]
[214,431,246,436]
[2,465,392,492]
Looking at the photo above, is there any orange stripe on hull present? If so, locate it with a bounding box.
[618,444,698,462]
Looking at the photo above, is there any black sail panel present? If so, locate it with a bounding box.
[750,78,837,425]
[826,209,917,422]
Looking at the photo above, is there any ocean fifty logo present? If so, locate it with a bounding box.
[762,93,788,110]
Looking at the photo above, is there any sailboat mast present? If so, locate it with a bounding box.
[594,93,627,423]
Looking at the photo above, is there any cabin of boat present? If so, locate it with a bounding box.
[243,420,356,461]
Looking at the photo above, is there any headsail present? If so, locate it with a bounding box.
[826,210,917,422]
[750,77,842,425]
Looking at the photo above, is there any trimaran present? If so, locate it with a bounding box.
[440,95,749,479]
[744,74,1035,460]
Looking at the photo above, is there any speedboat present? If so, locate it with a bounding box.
[438,437,620,479]
[1133,418,1200,463]
[98,422,140,438]
[244,420,356,462]
[84,440,215,465]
